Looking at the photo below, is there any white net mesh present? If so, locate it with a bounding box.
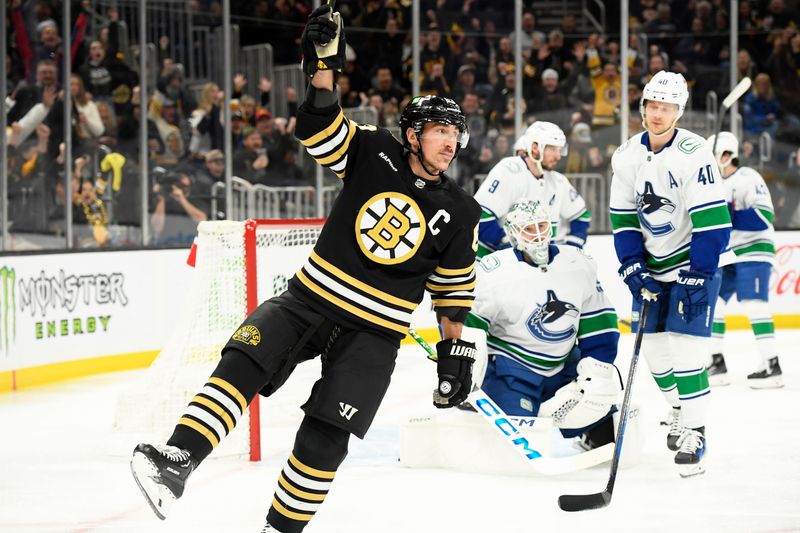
[113,219,322,458]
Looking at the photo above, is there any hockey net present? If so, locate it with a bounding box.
[113,219,323,461]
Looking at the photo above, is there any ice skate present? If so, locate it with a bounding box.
[260,523,279,532]
[131,443,197,520]
[660,406,682,451]
[748,357,784,389]
[674,427,706,478]
[707,353,730,386]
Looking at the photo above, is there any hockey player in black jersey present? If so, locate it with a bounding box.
[130,5,481,532]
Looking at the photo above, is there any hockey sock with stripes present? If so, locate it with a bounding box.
[743,300,777,366]
[167,348,267,462]
[267,415,350,533]
[671,333,711,429]
[643,332,680,408]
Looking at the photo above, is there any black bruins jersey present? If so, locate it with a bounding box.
[291,101,481,341]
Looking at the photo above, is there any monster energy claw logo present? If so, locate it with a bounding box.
[0,267,17,356]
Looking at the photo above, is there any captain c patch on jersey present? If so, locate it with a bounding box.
[356,192,427,265]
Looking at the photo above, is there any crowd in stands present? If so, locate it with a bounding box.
[4,0,800,248]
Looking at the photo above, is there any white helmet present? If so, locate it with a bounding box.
[706,131,739,173]
[640,70,689,128]
[522,121,568,174]
[503,198,552,267]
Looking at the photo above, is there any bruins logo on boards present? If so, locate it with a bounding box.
[355,192,426,265]
[232,325,261,346]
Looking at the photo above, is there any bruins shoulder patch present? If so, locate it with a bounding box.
[232,325,261,346]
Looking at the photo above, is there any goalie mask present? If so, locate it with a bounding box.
[706,131,739,174]
[504,199,552,267]
[640,70,689,135]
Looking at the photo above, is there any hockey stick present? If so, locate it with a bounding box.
[710,77,752,157]
[557,298,651,512]
[408,329,614,475]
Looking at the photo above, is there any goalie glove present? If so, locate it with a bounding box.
[301,5,346,78]
[433,338,476,409]
[539,357,623,429]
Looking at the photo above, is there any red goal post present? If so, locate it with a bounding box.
[242,219,325,460]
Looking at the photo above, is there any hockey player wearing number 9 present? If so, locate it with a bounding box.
[609,70,733,477]
[474,121,592,258]
[705,131,783,389]
[129,5,481,533]
[468,199,623,452]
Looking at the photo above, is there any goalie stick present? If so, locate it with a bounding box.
[710,77,752,157]
[557,299,651,512]
[408,329,614,476]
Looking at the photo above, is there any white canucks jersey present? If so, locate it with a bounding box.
[723,166,776,264]
[475,156,590,246]
[466,246,618,377]
[609,129,734,281]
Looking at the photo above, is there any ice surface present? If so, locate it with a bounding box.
[1,330,799,533]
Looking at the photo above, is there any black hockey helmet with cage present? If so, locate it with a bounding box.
[399,95,470,152]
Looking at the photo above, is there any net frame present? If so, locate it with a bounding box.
[113,218,324,461]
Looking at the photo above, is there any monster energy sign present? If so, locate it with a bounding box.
[0,267,16,357]
[0,265,130,356]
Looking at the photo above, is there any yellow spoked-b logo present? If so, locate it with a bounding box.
[356,192,426,265]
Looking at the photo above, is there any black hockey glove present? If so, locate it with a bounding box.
[301,5,346,78]
[433,338,477,409]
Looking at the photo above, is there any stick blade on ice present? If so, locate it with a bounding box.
[558,491,611,512]
[721,77,751,109]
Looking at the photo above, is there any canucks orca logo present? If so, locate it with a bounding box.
[636,181,675,236]
[526,290,579,343]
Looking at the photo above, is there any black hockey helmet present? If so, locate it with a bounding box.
[399,95,470,152]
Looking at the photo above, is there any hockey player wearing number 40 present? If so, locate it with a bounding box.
[466,199,624,454]
[130,5,482,533]
[705,131,783,389]
[474,121,592,258]
[610,70,734,478]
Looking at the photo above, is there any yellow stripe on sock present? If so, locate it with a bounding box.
[278,473,327,502]
[272,497,313,522]
[288,454,336,480]
[192,395,235,433]
[207,377,247,413]
[178,416,220,448]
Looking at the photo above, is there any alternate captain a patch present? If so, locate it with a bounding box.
[232,325,261,346]
[355,192,426,265]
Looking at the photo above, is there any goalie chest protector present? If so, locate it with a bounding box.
[291,103,481,342]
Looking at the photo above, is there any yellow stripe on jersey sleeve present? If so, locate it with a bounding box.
[435,264,475,276]
[298,110,347,147]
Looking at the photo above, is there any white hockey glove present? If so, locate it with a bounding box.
[539,357,623,429]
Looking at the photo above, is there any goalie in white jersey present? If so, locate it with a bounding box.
[467,199,623,450]
[609,70,733,477]
[474,121,591,258]
[705,131,783,388]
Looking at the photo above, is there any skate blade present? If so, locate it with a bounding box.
[708,374,731,387]
[748,377,784,389]
[677,463,706,478]
[131,453,174,520]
